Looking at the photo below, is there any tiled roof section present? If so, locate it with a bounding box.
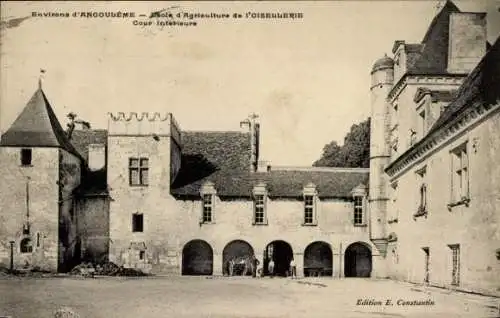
[70,129,108,162]
[171,131,252,196]
[171,131,369,198]
[0,88,81,158]
[427,36,500,135]
[407,0,460,75]
[254,170,369,199]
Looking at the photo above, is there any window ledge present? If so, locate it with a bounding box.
[252,222,268,226]
[353,224,367,227]
[301,222,318,227]
[199,221,215,225]
[129,185,149,188]
[20,164,33,168]
[447,197,470,211]
[413,207,428,220]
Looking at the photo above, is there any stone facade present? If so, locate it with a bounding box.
[370,0,500,296]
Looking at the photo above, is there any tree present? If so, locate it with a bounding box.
[313,117,371,168]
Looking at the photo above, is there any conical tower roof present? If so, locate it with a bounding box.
[0,86,81,158]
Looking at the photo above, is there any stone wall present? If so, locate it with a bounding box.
[386,106,500,296]
[0,147,59,271]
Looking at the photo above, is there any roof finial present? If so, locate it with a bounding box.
[38,68,46,90]
[435,0,446,12]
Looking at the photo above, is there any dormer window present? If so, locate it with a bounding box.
[351,184,367,226]
[21,148,32,166]
[200,182,216,224]
[252,182,268,225]
[303,183,318,226]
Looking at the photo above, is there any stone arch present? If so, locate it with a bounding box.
[304,241,333,277]
[222,240,255,276]
[344,242,372,277]
[264,240,293,277]
[182,239,213,275]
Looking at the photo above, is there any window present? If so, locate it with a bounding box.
[20,238,32,253]
[414,166,427,218]
[21,148,32,166]
[353,196,364,225]
[252,182,267,225]
[423,247,430,283]
[419,110,427,137]
[129,157,149,186]
[139,250,145,260]
[451,143,469,204]
[202,194,213,223]
[132,213,144,232]
[304,195,315,225]
[449,244,460,286]
[36,233,40,248]
[389,182,399,223]
[254,194,266,224]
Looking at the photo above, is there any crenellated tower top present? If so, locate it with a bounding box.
[107,112,182,146]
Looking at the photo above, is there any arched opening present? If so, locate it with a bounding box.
[182,239,213,275]
[264,240,293,277]
[304,241,333,277]
[344,242,372,277]
[222,240,254,276]
[20,237,33,253]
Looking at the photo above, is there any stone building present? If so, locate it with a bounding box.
[0,0,498,297]
[369,0,500,296]
[0,87,376,278]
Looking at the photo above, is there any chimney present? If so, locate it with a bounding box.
[88,143,106,171]
[251,122,260,172]
[447,12,487,74]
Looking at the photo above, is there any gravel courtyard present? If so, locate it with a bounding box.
[0,276,498,318]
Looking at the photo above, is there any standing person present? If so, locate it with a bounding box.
[289,258,297,279]
[251,255,260,278]
[268,259,275,278]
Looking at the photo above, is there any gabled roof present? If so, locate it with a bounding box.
[171,131,369,199]
[0,87,81,158]
[413,88,458,103]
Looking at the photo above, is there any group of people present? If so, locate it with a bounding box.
[227,255,298,278]
[265,257,297,279]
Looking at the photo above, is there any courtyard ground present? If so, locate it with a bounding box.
[0,276,499,318]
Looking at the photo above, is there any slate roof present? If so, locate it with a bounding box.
[171,131,369,199]
[386,36,500,172]
[427,36,500,135]
[70,129,108,162]
[0,87,81,159]
[406,0,461,75]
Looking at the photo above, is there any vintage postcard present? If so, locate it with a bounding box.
[0,1,499,317]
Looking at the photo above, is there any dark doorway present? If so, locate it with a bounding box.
[304,241,333,277]
[223,240,254,276]
[182,239,213,275]
[344,242,372,277]
[264,240,293,277]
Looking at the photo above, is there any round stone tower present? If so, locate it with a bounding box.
[369,54,394,255]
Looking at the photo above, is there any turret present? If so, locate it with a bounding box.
[369,54,394,256]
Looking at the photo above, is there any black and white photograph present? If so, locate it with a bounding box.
[0,1,499,317]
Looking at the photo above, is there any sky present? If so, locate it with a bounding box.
[1,1,499,166]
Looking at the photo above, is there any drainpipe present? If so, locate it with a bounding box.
[9,240,15,271]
